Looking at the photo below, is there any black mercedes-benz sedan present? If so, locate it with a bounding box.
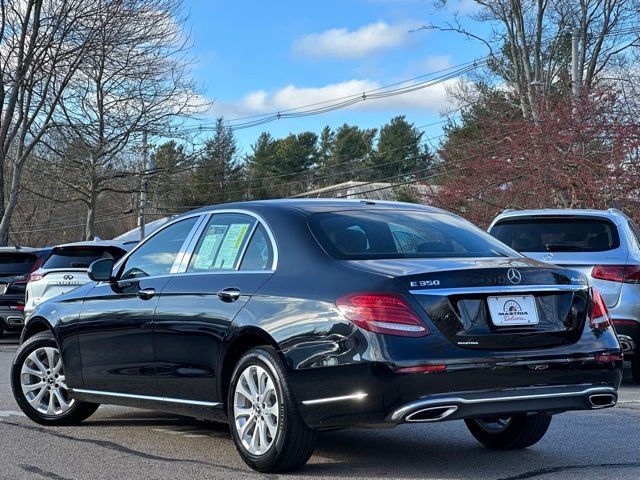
[11,200,622,472]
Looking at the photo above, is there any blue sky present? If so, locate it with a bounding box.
[184,0,488,153]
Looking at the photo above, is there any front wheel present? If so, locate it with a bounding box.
[228,346,316,473]
[465,413,552,449]
[11,331,99,425]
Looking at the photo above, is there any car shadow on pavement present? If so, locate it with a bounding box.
[304,425,556,479]
[84,409,231,435]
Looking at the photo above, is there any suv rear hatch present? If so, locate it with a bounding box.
[345,257,590,350]
[0,251,39,299]
[29,245,127,307]
[489,216,625,308]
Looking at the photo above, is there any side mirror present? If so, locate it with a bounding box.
[88,258,114,282]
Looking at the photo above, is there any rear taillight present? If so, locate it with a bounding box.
[591,265,640,283]
[613,319,637,327]
[336,293,430,337]
[394,364,446,374]
[590,288,612,329]
[16,255,48,285]
[27,273,44,283]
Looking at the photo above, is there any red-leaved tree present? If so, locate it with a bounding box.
[432,89,640,226]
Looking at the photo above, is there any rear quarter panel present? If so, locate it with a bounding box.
[23,283,94,387]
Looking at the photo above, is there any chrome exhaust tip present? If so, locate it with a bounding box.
[405,405,458,422]
[588,393,616,409]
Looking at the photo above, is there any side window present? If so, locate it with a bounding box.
[120,217,198,280]
[240,225,274,271]
[189,214,256,272]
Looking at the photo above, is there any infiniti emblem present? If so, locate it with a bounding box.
[63,275,74,280]
[507,268,522,284]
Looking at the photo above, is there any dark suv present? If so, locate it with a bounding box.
[0,247,51,335]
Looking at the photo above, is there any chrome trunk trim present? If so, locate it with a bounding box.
[410,284,588,296]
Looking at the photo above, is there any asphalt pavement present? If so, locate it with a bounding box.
[0,332,638,480]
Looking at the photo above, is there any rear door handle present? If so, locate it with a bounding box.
[217,287,241,303]
[137,288,155,300]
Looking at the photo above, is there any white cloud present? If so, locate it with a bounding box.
[423,55,453,72]
[449,0,481,14]
[211,78,454,119]
[293,21,413,59]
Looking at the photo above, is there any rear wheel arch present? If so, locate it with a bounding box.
[21,317,53,343]
[219,328,283,412]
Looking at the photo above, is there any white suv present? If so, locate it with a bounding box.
[488,208,640,383]
[25,240,133,315]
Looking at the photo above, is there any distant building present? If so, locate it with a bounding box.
[113,216,174,241]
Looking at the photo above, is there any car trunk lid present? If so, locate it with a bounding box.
[343,257,590,350]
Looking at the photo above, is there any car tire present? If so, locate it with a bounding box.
[11,331,99,426]
[228,346,317,473]
[465,413,552,449]
[631,357,640,385]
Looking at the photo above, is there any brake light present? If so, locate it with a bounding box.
[336,293,430,337]
[613,319,637,327]
[17,254,48,284]
[394,364,446,374]
[594,353,623,363]
[592,265,640,283]
[27,273,44,283]
[590,288,612,329]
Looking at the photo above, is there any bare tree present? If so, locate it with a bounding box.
[41,0,204,240]
[0,0,104,245]
[429,0,640,119]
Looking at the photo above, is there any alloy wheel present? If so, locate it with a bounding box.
[233,364,280,456]
[20,347,75,416]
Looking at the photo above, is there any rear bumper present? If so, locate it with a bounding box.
[613,321,639,357]
[0,306,25,330]
[293,354,623,429]
[387,384,616,423]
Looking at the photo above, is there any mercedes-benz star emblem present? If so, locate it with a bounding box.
[507,268,522,284]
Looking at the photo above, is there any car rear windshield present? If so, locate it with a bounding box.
[0,252,38,274]
[43,247,125,269]
[490,217,620,252]
[309,210,514,260]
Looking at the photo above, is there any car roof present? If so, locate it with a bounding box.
[491,208,626,223]
[52,240,136,251]
[180,199,447,217]
[0,246,50,254]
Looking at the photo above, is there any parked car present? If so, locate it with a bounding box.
[24,240,134,315]
[12,200,622,473]
[0,246,51,335]
[488,208,640,384]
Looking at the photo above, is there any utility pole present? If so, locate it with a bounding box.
[137,130,148,240]
[571,27,580,100]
